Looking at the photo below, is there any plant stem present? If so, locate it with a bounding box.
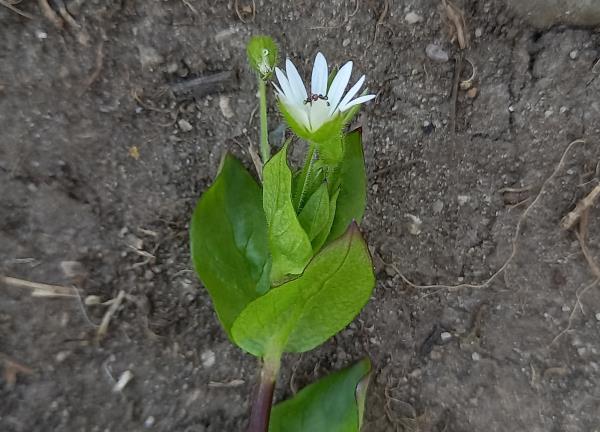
[296,143,316,210]
[247,354,281,432]
[258,78,270,165]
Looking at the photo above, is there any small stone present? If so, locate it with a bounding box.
[405,214,422,236]
[201,350,216,368]
[475,27,483,38]
[577,347,587,356]
[342,38,351,47]
[426,44,449,62]
[569,49,578,60]
[466,87,478,98]
[544,110,553,118]
[138,45,164,69]
[84,295,102,306]
[113,370,134,392]
[55,351,70,363]
[144,269,154,281]
[472,352,481,361]
[562,305,571,312]
[177,119,193,132]
[440,331,452,342]
[430,350,442,360]
[432,200,444,214]
[595,312,600,321]
[144,416,155,428]
[457,194,470,205]
[404,12,423,24]
[60,261,85,279]
[166,62,179,74]
[219,96,234,119]
[35,30,48,40]
[559,106,568,114]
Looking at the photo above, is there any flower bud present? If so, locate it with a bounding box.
[246,35,279,81]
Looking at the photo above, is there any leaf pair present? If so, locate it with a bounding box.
[189,129,372,358]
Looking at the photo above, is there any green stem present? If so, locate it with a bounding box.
[296,143,316,211]
[258,78,270,165]
[247,353,281,432]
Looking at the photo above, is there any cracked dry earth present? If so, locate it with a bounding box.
[1,1,600,431]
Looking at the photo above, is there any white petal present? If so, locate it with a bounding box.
[326,61,353,114]
[335,75,365,112]
[308,99,331,131]
[311,52,328,96]
[338,94,376,112]
[286,58,308,102]
[284,101,311,129]
[272,81,283,96]
[275,67,295,100]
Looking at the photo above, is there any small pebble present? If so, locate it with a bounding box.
[569,49,578,60]
[475,27,483,38]
[559,106,568,114]
[426,43,449,63]
[404,12,423,24]
[177,119,193,132]
[219,96,234,119]
[562,305,571,312]
[544,110,553,118]
[35,30,48,40]
[440,331,452,342]
[457,194,470,205]
[472,352,481,361]
[466,87,478,98]
[577,347,586,356]
[432,200,444,214]
[201,350,216,368]
[144,416,155,428]
[405,214,422,236]
[113,370,134,392]
[342,38,351,47]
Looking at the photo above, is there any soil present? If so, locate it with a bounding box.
[1,1,600,431]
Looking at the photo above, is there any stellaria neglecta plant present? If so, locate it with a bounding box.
[190,35,377,432]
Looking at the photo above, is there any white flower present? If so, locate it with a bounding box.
[273,52,375,133]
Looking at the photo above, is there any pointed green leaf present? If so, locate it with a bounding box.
[298,183,330,242]
[311,188,339,252]
[190,154,271,337]
[269,358,372,432]
[230,224,374,357]
[263,144,313,284]
[327,129,367,243]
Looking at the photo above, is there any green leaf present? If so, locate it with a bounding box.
[311,188,339,252]
[230,223,374,357]
[263,143,313,284]
[269,358,372,432]
[298,182,330,242]
[190,154,271,337]
[327,129,367,243]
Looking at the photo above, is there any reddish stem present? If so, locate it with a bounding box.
[247,355,280,432]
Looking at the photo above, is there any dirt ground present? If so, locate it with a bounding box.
[1,1,600,431]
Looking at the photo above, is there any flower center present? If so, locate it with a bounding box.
[305,97,332,131]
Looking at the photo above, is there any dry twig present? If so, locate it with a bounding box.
[0,0,34,19]
[1,275,76,297]
[560,184,600,230]
[38,0,63,28]
[96,290,126,342]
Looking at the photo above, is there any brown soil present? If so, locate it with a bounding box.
[1,1,599,431]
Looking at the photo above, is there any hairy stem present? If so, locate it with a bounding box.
[296,143,316,211]
[247,354,281,432]
[258,78,270,165]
